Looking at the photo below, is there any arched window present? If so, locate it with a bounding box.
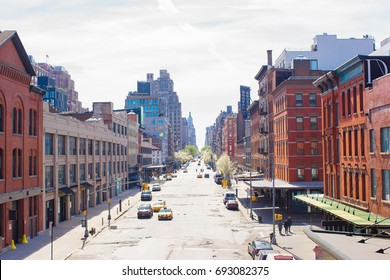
[0,104,4,132]
[18,109,22,134]
[12,148,22,178]
[29,149,37,176]
[0,148,3,179]
[13,108,17,134]
[29,109,37,136]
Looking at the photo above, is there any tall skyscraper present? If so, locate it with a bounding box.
[239,85,251,119]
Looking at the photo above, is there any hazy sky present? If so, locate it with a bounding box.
[1,0,389,147]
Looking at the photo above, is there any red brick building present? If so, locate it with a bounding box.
[314,55,390,222]
[272,58,325,183]
[248,101,261,172]
[222,115,236,158]
[0,31,45,250]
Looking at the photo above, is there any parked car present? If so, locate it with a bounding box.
[248,240,273,260]
[214,173,223,185]
[152,183,161,191]
[137,203,153,219]
[223,192,236,204]
[158,207,173,220]
[166,175,172,181]
[197,174,203,178]
[152,200,166,212]
[226,199,239,210]
[204,173,210,178]
[141,190,152,201]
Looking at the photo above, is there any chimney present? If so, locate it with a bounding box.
[267,50,272,66]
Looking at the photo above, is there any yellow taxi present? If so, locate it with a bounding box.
[197,174,203,178]
[183,169,188,173]
[152,200,166,212]
[158,207,173,220]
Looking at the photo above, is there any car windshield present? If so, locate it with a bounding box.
[153,184,160,186]
[139,205,150,210]
[160,208,170,213]
[226,193,236,199]
[154,201,164,206]
[254,241,273,250]
[142,191,151,195]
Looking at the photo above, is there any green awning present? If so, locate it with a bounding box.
[295,194,390,227]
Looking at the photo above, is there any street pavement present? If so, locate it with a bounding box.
[0,177,321,260]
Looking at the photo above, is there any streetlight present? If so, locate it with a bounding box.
[83,210,89,239]
[107,197,111,226]
[271,160,277,245]
[243,156,253,220]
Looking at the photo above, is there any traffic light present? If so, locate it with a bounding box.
[274,214,282,221]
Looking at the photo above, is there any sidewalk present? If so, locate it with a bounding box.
[231,181,320,260]
[0,187,141,260]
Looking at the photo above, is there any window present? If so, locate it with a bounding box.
[29,109,37,136]
[381,127,390,153]
[310,141,318,155]
[69,137,77,155]
[310,59,318,70]
[95,162,100,178]
[295,94,303,107]
[335,103,339,126]
[69,164,76,184]
[341,92,346,117]
[359,84,364,112]
[95,140,100,155]
[361,129,365,157]
[88,140,93,155]
[0,104,3,132]
[297,142,304,155]
[354,130,358,157]
[88,163,93,179]
[12,108,23,134]
[311,168,319,181]
[102,141,106,155]
[58,165,66,185]
[371,168,376,197]
[12,148,22,178]
[297,168,305,181]
[45,166,54,189]
[29,149,37,176]
[347,89,351,115]
[370,129,375,153]
[310,116,317,130]
[58,135,66,155]
[79,138,86,155]
[296,116,304,130]
[353,87,357,114]
[0,149,3,179]
[309,93,316,107]
[45,133,54,155]
[102,162,106,177]
[80,163,86,181]
[383,170,390,201]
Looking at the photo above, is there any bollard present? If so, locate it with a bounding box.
[11,240,16,250]
[128,199,130,206]
[21,234,28,244]
[102,217,104,226]
[117,208,118,214]
[119,199,122,212]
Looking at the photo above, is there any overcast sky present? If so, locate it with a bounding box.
[1,0,389,147]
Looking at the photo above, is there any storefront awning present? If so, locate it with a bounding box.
[59,186,74,196]
[244,179,323,190]
[81,182,94,190]
[295,194,390,228]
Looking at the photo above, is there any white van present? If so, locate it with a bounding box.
[223,192,236,204]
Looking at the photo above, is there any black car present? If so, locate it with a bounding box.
[141,190,152,201]
[137,204,153,218]
[214,173,223,185]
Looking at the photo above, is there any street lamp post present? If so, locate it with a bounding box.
[271,160,277,245]
[107,197,111,226]
[249,169,253,219]
[83,210,89,239]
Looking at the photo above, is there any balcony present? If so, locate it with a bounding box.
[259,108,267,115]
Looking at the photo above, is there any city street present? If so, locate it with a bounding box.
[68,162,270,260]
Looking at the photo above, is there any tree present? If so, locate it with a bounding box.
[184,145,198,157]
[174,150,192,163]
[200,146,217,164]
[215,153,237,180]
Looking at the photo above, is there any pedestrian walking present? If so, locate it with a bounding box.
[283,219,289,235]
[235,177,238,184]
[278,220,283,235]
[287,217,293,234]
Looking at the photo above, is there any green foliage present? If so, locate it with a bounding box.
[184,145,198,157]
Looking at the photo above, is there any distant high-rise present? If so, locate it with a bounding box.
[187,112,197,149]
[239,85,251,119]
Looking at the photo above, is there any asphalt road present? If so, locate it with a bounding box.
[68,162,270,260]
